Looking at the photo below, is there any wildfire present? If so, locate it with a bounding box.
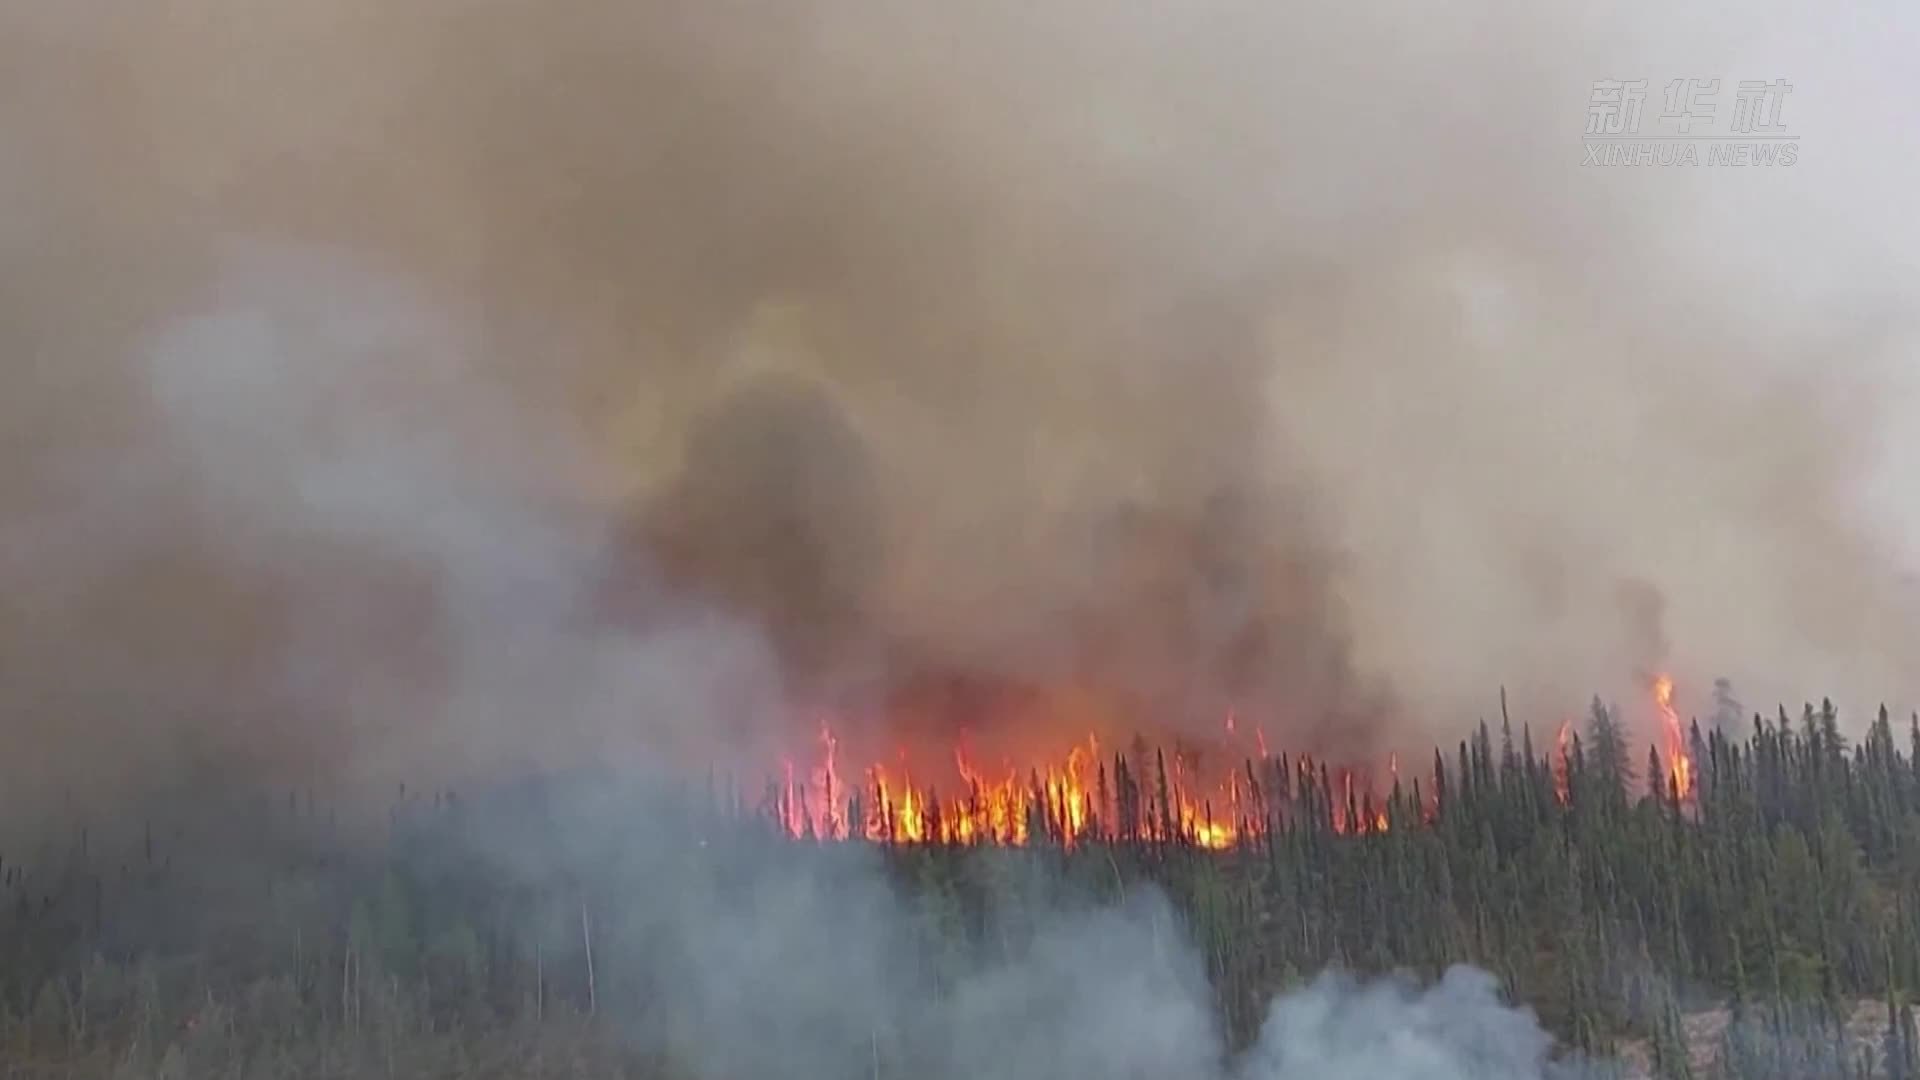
[758,711,1401,851]
[1653,674,1693,801]
[754,681,1688,845]
[1553,720,1572,805]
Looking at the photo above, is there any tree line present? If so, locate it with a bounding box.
[3,694,1920,1077]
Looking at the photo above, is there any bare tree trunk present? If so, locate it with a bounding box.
[342,944,352,1034]
[581,900,597,1017]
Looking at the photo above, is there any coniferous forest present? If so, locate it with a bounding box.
[4,697,1920,1079]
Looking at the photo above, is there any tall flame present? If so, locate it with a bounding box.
[754,683,1676,846]
[758,710,1410,850]
[1653,674,1693,802]
[1553,719,1572,805]
[750,667,1711,848]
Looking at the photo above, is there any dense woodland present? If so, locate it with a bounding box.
[4,695,1920,1078]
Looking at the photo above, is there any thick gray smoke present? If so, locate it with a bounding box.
[20,8,1900,1072]
[2,0,1917,812]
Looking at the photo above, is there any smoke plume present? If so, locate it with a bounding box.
[439,778,1606,1080]
[1,0,1917,814]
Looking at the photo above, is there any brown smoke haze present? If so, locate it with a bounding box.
[2,0,1917,817]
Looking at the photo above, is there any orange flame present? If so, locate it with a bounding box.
[756,706,1422,850]
[1652,674,1692,801]
[1553,720,1572,805]
[814,720,844,839]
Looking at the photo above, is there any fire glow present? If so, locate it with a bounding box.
[764,712,1393,850]
[1553,719,1573,806]
[748,677,1692,847]
[1548,675,1693,807]
[1653,673,1694,801]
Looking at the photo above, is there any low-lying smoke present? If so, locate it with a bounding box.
[445,780,1606,1080]
[1,0,1917,813]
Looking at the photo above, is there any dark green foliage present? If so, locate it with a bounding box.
[5,696,1920,1076]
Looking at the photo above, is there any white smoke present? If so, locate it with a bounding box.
[1240,966,1594,1080]
[535,819,1607,1080]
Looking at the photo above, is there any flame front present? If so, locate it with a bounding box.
[864,732,1246,849]
[758,684,1688,847]
[760,712,1405,850]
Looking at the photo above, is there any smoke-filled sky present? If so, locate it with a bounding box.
[2,0,1917,810]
